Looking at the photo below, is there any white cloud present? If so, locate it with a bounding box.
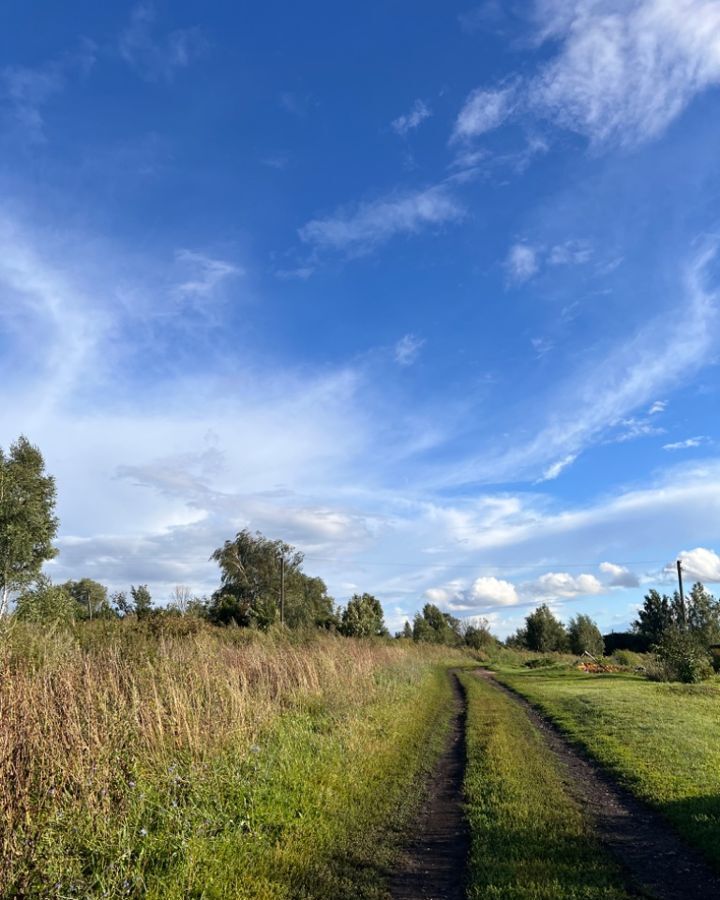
[1,42,96,142]
[548,239,593,265]
[525,571,603,600]
[676,547,720,581]
[538,453,576,482]
[505,242,539,283]
[174,250,243,300]
[530,0,720,147]
[451,84,517,142]
[663,436,709,450]
[471,576,519,606]
[120,2,205,82]
[394,334,425,366]
[392,99,432,135]
[599,561,640,587]
[648,400,667,415]
[299,184,464,255]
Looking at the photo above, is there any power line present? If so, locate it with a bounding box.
[302,555,667,570]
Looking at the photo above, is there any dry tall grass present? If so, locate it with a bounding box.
[0,620,437,896]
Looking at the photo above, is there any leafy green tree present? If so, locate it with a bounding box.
[463,619,496,651]
[686,582,720,646]
[412,603,462,645]
[340,593,385,637]
[0,436,59,616]
[130,584,153,619]
[284,574,338,630]
[567,614,604,656]
[525,604,568,652]
[506,626,528,649]
[633,589,678,645]
[397,621,413,640]
[63,578,113,620]
[111,590,132,617]
[208,530,302,628]
[14,576,75,625]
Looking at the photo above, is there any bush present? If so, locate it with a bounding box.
[653,628,713,683]
[523,657,557,669]
[611,649,644,669]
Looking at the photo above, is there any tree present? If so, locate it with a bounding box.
[284,574,338,630]
[14,576,75,626]
[567,614,604,656]
[686,582,720,646]
[208,530,303,628]
[0,436,59,616]
[463,619,496,651]
[633,589,678,646]
[525,604,567,652]
[412,603,462,646]
[130,584,153,619]
[111,590,132,617]
[397,621,413,640]
[340,593,386,637]
[63,578,113,620]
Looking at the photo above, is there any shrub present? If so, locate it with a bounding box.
[653,627,713,683]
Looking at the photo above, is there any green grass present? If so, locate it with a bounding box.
[494,663,720,870]
[460,672,630,899]
[1,625,465,899]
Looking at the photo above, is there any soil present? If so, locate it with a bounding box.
[477,669,720,900]
[387,672,470,900]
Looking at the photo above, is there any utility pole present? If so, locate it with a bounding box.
[280,555,285,627]
[676,559,686,626]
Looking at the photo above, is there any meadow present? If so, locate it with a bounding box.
[493,660,720,870]
[0,620,464,899]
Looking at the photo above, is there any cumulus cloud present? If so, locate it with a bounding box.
[299,184,464,255]
[471,576,519,606]
[676,547,720,582]
[599,561,640,587]
[392,99,432,135]
[525,571,603,600]
[451,84,517,142]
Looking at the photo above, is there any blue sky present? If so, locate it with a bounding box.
[2,0,720,636]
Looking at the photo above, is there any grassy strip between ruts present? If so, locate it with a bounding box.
[459,671,631,900]
[493,664,720,872]
[1,626,463,899]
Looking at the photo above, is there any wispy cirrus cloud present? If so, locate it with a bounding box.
[299,183,465,256]
[455,1,720,151]
[173,250,243,301]
[1,42,96,142]
[391,99,432,136]
[663,435,711,450]
[120,2,206,82]
[451,84,517,143]
[394,333,426,367]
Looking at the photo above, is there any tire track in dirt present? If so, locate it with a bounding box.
[476,669,720,900]
[388,672,469,900]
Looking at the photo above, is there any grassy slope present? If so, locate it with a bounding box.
[1,624,462,899]
[460,672,630,900]
[495,665,720,869]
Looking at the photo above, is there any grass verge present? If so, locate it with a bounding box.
[1,623,462,899]
[460,671,630,899]
[494,664,720,871]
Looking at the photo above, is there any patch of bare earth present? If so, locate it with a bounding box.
[477,669,720,900]
[388,673,469,900]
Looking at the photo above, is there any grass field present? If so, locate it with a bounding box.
[0,622,463,899]
[494,662,720,870]
[459,671,630,899]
